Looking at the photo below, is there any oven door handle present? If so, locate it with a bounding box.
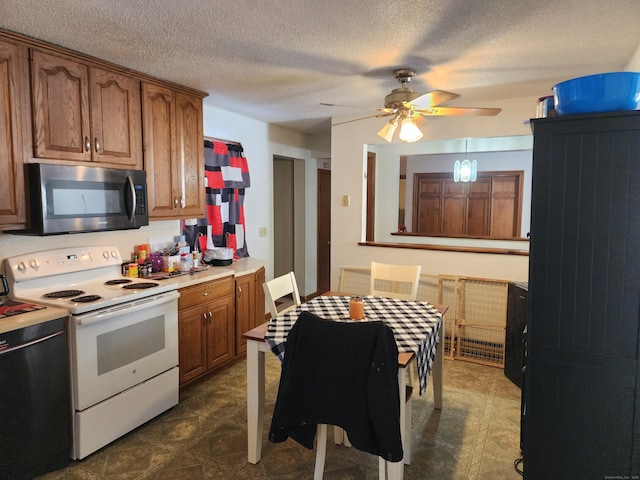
[74,290,179,326]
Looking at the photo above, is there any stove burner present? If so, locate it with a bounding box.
[105,279,133,285]
[43,289,85,299]
[122,282,159,290]
[71,295,102,303]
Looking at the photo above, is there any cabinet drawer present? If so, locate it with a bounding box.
[179,276,234,307]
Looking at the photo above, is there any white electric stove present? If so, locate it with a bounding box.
[4,245,180,460]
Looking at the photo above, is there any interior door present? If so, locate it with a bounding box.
[317,169,331,294]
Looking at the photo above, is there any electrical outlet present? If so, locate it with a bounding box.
[258,227,267,237]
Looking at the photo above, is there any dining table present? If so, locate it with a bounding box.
[243,292,447,480]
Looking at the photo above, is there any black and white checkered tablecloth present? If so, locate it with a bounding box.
[265,295,443,395]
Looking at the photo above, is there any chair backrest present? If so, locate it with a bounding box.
[263,271,302,318]
[337,266,371,295]
[370,261,421,301]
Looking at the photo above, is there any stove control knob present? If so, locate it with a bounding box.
[29,258,40,270]
[103,250,110,260]
[111,250,118,259]
[17,261,27,272]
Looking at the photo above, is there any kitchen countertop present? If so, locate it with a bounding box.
[0,304,70,335]
[0,258,266,334]
[148,257,265,290]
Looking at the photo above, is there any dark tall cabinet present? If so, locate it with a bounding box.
[525,111,640,479]
[505,281,528,388]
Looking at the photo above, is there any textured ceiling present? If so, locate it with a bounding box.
[1,0,639,135]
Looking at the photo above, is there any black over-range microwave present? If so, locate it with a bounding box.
[20,163,149,235]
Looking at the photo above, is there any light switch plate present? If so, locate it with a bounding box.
[342,195,350,207]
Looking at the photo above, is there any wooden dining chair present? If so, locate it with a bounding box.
[269,311,404,479]
[263,271,301,318]
[369,261,421,301]
[369,260,421,464]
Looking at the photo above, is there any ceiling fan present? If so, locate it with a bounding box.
[334,68,502,143]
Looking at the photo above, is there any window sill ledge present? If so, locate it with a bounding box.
[358,241,529,256]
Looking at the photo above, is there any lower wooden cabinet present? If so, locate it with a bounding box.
[178,276,235,386]
[235,267,265,356]
[178,267,265,387]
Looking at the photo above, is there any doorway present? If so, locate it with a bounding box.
[317,169,331,294]
[273,156,305,294]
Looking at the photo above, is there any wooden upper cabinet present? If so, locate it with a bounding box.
[90,67,142,167]
[175,92,204,217]
[142,82,204,219]
[0,39,27,227]
[31,50,142,168]
[31,50,90,162]
[142,83,178,217]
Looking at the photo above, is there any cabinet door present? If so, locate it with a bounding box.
[142,82,179,217]
[31,50,91,161]
[175,92,204,218]
[254,267,265,328]
[206,297,235,370]
[235,274,255,356]
[0,39,27,227]
[178,304,207,385]
[90,67,142,168]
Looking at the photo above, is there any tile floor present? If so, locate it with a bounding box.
[38,356,523,479]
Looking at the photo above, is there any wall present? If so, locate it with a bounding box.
[202,104,330,296]
[0,104,331,301]
[330,96,538,288]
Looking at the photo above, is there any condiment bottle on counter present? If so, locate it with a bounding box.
[179,253,192,272]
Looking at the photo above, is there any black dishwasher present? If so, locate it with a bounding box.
[0,316,71,479]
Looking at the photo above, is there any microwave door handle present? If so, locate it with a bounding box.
[126,175,136,222]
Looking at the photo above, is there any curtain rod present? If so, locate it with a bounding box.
[204,135,241,146]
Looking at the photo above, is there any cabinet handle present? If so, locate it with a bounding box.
[174,197,179,208]
[94,137,100,153]
[238,286,242,296]
[85,136,91,152]
[202,291,210,296]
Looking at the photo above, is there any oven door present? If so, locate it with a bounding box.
[70,290,179,410]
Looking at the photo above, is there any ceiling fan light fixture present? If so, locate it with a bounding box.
[377,119,398,142]
[398,116,423,143]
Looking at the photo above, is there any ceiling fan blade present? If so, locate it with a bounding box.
[414,106,502,116]
[377,107,397,114]
[331,112,393,126]
[410,90,461,109]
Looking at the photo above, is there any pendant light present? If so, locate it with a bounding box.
[454,139,477,182]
